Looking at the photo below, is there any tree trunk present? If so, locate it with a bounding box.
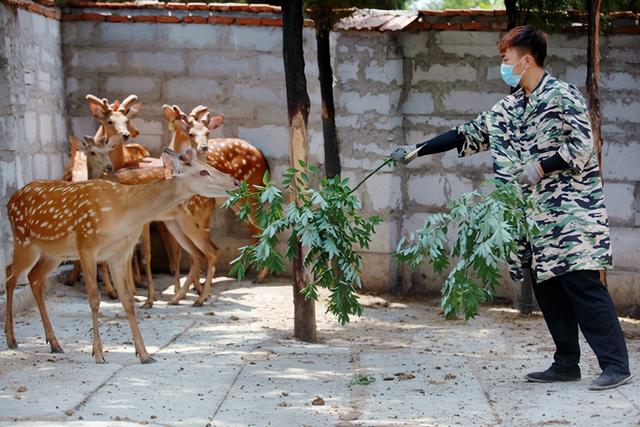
[586,0,607,287]
[316,29,341,179]
[587,0,603,175]
[505,0,518,30]
[282,0,317,343]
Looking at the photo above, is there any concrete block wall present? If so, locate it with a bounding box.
[62,20,328,275]
[0,2,67,292]
[2,1,638,307]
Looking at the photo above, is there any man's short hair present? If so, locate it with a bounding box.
[499,25,548,67]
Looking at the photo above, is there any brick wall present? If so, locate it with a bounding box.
[0,1,67,292]
[1,0,639,308]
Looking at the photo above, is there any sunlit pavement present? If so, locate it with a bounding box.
[1,274,639,426]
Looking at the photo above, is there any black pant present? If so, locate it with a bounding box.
[533,269,630,375]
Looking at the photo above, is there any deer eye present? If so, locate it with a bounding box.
[199,170,211,177]
[107,120,113,125]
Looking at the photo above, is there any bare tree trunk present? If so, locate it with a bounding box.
[505,0,518,30]
[282,0,317,343]
[316,30,341,179]
[586,0,607,287]
[587,0,603,175]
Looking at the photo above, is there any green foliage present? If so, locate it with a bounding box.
[395,180,540,321]
[223,161,382,325]
[351,374,376,385]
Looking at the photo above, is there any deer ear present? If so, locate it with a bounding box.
[208,114,224,130]
[179,148,194,165]
[68,135,82,150]
[88,101,109,120]
[126,102,142,118]
[174,119,189,135]
[162,104,176,121]
[161,149,184,177]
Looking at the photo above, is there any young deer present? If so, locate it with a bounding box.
[64,135,119,300]
[85,94,150,170]
[65,94,152,288]
[5,148,236,363]
[71,134,221,308]
[163,104,271,285]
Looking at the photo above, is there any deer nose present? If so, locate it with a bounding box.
[104,165,114,173]
[122,133,130,141]
[199,144,209,153]
[233,179,240,187]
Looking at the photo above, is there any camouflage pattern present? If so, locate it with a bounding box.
[455,72,612,283]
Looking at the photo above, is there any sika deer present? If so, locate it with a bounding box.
[163,104,271,285]
[4,148,236,363]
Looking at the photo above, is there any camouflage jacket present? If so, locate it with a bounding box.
[456,72,612,283]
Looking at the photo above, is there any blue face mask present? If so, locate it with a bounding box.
[500,57,528,88]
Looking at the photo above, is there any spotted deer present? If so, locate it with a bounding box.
[5,148,236,363]
[163,104,271,286]
[64,135,119,300]
[85,94,149,170]
[69,129,223,308]
[64,94,153,288]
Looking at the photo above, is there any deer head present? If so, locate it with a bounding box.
[163,104,224,154]
[161,147,237,198]
[86,94,142,144]
[69,135,114,178]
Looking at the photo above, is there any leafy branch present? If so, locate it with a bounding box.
[395,179,540,320]
[222,161,382,325]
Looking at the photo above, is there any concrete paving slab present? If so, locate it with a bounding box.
[1,274,639,426]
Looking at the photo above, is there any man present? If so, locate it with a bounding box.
[391,25,632,390]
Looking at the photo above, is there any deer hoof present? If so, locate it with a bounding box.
[94,356,107,364]
[192,300,204,307]
[107,291,118,300]
[168,298,180,306]
[50,343,64,354]
[7,337,18,349]
[141,355,157,364]
[141,300,154,309]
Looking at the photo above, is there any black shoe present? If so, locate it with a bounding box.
[525,366,581,383]
[589,372,633,391]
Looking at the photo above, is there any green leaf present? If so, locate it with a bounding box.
[350,375,376,386]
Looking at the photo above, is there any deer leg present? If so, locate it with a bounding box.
[172,245,183,294]
[231,201,269,283]
[140,224,155,309]
[108,257,155,364]
[176,214,219,307]
[27,255,63,353]
[99,262,118,299]
[131,250,142,288]
[126,255,136,296]
[79,254,105,364]
[63,261,82,286]
[164,220,205,305]
[5,245,39,349]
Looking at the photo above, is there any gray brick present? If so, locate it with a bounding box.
[237,125,289,159]
[165,78,222,102]
[403,90,434,115]
[104,76,161,99]
[99,23,157,47]
[408,173,474,207]
[229,26,281,52]
[413,62,477,83]
[611,227,640,270]
[604,183,636,225]
[190,54,248,77]
[126,52,185,75]
[165,25,221,49]
[442,90,505,114]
